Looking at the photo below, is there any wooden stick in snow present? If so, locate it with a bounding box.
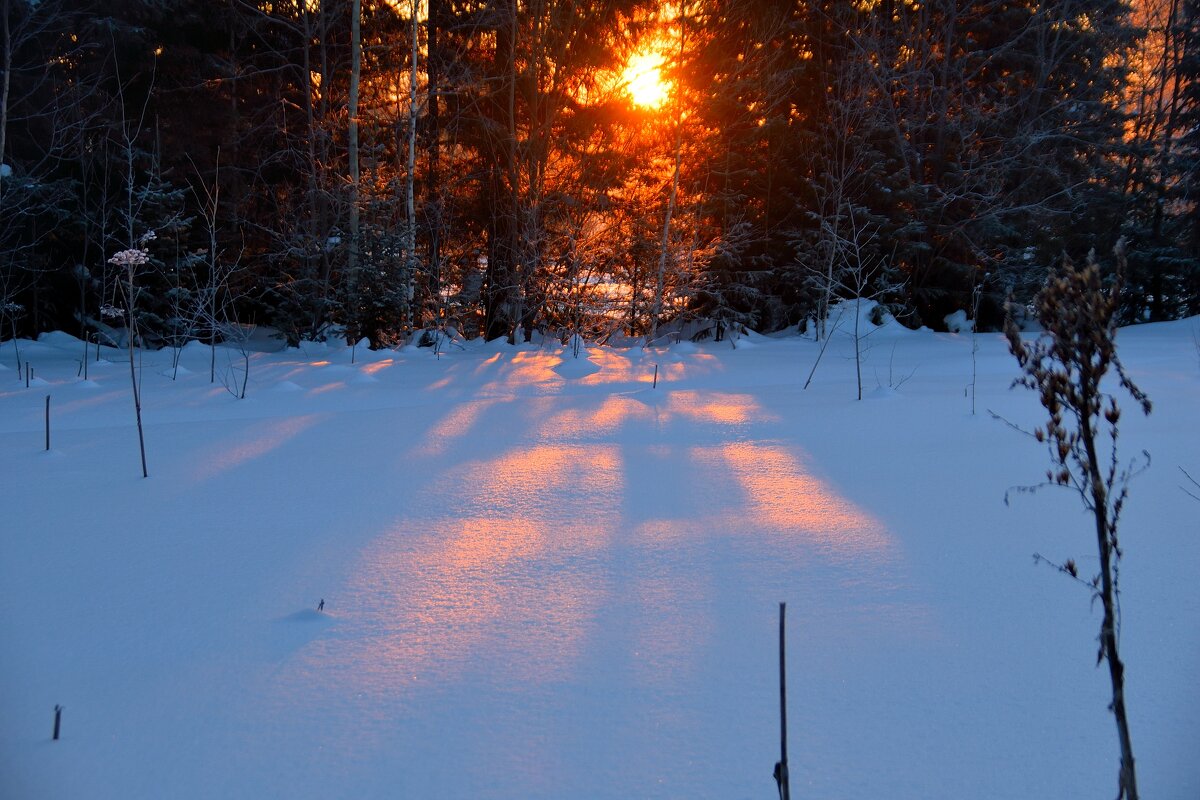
[774,602,790,800]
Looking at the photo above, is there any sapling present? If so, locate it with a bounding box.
[802,305,844,390]
[208,309,254,400]
[109,233,155,478]
[1004,243,1150,800]
[968,275,983,415]
[3,300,24,373]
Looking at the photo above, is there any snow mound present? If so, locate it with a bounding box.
[272,381,303,393]
[944,310,973,333]
[77,379,102,389]
[37,331,84,348]
[554,354,602,379]
[564,334,588,356]
[866,385,900,400]
[349,371,378,385]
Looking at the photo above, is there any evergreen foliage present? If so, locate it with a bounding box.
[0,0,1194,345]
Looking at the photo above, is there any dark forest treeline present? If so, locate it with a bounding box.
[1,0,1198,347]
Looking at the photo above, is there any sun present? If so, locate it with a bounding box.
[621,51,669,109]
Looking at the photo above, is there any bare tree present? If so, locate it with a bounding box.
[804,203,899,399]
[187,153,244,384]
[0,264,29,371]
[206,306,253,400]
[1005,242,1150,800]
[189,154,250,400]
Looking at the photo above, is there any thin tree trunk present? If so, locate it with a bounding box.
[651,10,686,343]
[652,123,682,343]
[505,0,521,344]
[300,8,321,253]
[0,0,11,194]
[405,0,419,333]
[426,0,442,309]
[854,295,863,400]
[346,0,361,344]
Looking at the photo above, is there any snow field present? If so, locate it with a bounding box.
[1,309,1198,798]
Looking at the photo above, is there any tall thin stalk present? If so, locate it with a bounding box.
[1006,244,1150,800]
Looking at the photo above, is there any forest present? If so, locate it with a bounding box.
[1,0,1198,348]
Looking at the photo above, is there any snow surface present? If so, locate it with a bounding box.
[1,308,1198,799]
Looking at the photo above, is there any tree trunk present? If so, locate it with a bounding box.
[346,0,361,344]
[0,0,11,194]
[404,0,419,333]
[652,123,682,343]
[426,0,443,307]
[650,10,687,343]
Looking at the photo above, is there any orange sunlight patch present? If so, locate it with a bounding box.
[719,442,892,558]
[414,399,499,455]
[668,390,764,425]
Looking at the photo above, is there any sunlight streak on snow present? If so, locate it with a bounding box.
[360,358,395,375]
[669,390,767,426]
[261,393,905,782]
[322,517,601,691]
[472,351,561,389]
[718,441,893,560]
[190,415,319,481]
[536,395,655,440]
[508,352,561,384]
[412,399,499,455]
[277,444,623,706]
[576,349,717,386]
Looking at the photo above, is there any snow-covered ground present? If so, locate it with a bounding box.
[1,308,1197,799]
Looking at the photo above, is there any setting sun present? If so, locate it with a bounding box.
[622,51,670,109]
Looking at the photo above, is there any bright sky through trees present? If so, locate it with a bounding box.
[621,50,669,108]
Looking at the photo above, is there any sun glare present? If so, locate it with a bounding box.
[622,51,669,109]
